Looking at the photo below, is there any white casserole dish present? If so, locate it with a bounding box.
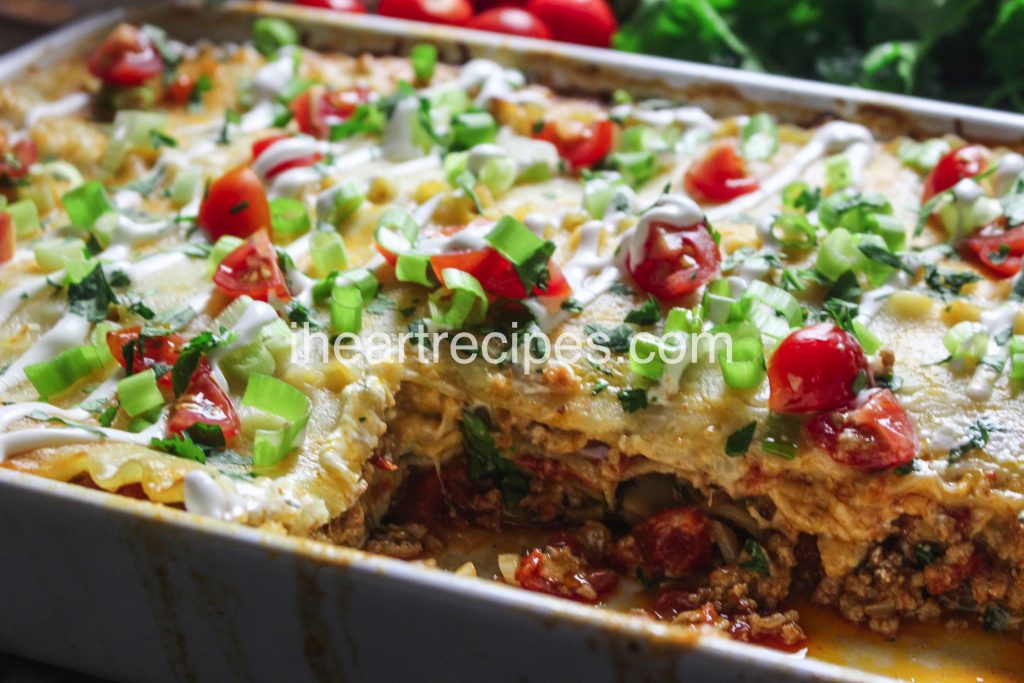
[2,3,1023,680]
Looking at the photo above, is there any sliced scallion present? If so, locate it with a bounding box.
[33,237,87,273]
[429,268,488,328]
[6,199,40,238]
[410,43,437,84]
[25,344,108,399]
[451,112,498,151]
[944,321,988,364]
[310,230,349,277]
[395,252,434,287]
[242,373,310,468]
[252,18,298,58]
[207,235,243,275]
[269,197,311,241]
[62,180,114,229]
[117,369,165,418]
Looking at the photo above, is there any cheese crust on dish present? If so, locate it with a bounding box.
[1,19,1023,643]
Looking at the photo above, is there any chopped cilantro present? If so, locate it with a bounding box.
[624,295,661,325]
[67,265,119,322]
[560,297,583,313]
[149,129,177,149]
[725,421,757,457]
[739,539,770,575]
[461,410,528,508]
[617,387,648,412]
[592,379,609,395]
[365,294,396,314]
[584,323,634,353]
[923,265,980,300]
[150,433,206,463]
[948,418,994,463]
[983,605,1010,632]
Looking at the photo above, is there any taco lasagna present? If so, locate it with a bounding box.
[2,17,1024,649]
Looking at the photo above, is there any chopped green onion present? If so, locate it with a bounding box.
[898,138,950,173]
[310,230,349,277]
[33,237,87,273]
[716,322,766,389]
[629,332,665,380]
[99,138,131,176]
[781,181,820,212]
[823,153,853,193]
[620,126,664,153]
[1009,336,1024,380]
[702,279,735,324]
[276,77,315,105]
[770,212,816,248]
[853,233,895,288]
[665,306,702,335]
[269,197,311,240]
[484,215,555,293]
[242,374,310,468]
[207,235,243,275]
[91,211,119,249]
[64,258,100,285]
[330,284,363,334]
[730,297,790,345]
[818,191,893,234]
[432,88,469,116]
[395,252,434,287]
[25,344,108,399]
[324,180,365,224]
[169,168,200,206]
[429,268,488,328]
[611,151,656,187]
[90,321,118,365]
[410,43,437,83]
[451,112,498,150]
[582,177,614,219]
[6,199,40,238]
[375,207,419,254]
[761,412,801,459]
[62,180,114,229]
[740,113,778,161]
[113,110,169,149]
[944,321,988,364]
[852,320,882,355]
[745,280,803,327]
[252,17,298,57]
[444,152,469,186]
[816,228,860,282]
[479,156,517,197]
[117,369,165,417]
[866,213,906,252]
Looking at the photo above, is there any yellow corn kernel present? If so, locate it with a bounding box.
[454,562,477,578]
[282,365,322,387]
[414,179,446,204]
[887,290,935,319]
[473,183,495,210]
[511,203,537,222]
[940,299,981,326]
[432,192,473,226]
[323,360,357,392]
[366,176,397,204]
[562,208,590,232]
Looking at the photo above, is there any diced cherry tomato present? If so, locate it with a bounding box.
[293,0,367,11]
[624,219,720,301]
[251,134,324,179]
[467,8,552,39]
[377,0,474,25]
[87,23,164,87]
[806,388,917,471]
[290,85,372,138]
[514,549,619,603]
[106,326,186,387]
[632,507,712,579]
[922,145,987,202]
[428,247,570,299]
[534,119,615,169]
[963,224,1024,278]
[768,323,868,414]
[197,167,272,241]
[0,212,13,264]
[166,361,240,444]
[164,73,196,106]
[525,0,616,47]
[685,141,759,203]
[0,137,37,183]
[213,229,291,302]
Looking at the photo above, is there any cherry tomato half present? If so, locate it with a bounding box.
[87,23,164,87]
[534,119,615,169]
[467,8,552,39]
[963,223,1024,278]
[0,212,13,265]
[293,0,366,11]
[922,145,987,202]
[525,0,616,47]
[213,229,291,302]
[625,219,720,301]
[685,141,760,203]
[806,388,917,471]
[768,323,868,414]
[514,549,619,603]
[377,0,474,25]
[0,137,37,183]
[290,85,372,138]
[251,134,324,179]
[167,361,241,444]
[197,167,272,241]
[106,326,186,387]
[632,507,712,579]
[428,247,571,299]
